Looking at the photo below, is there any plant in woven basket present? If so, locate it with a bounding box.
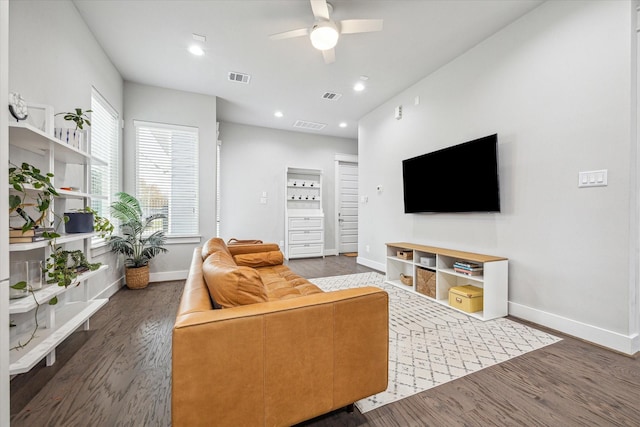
[109,192,168,289]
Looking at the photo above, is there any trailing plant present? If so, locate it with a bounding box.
[55,108,92,130]
[46,249,101,288]
[9,281,58,351]
[109,192,168,268]
[9,162,59,235]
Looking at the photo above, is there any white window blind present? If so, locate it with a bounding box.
[90,88,119,243]
[134,120,199,237]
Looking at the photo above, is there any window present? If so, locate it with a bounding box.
[134,120,199,238]
[90,88,119,244]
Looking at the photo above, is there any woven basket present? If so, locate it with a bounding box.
[125,265,150,289]
[416,268,436,298]
[400,273,413,286]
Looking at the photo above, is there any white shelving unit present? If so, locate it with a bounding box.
[385,242,508,321]
[284,167,324,259]
[7,120,108,374]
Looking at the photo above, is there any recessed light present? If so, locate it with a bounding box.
[353,82,365,92]
[339,122,347,128]
[188,45,204,56]
[274,111,284,118]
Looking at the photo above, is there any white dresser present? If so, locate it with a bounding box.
[284,167,324,259]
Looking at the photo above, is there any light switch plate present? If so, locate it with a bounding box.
[578,169,607,188]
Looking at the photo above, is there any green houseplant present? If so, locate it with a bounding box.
[109,192,168,289]
[55,108,92,130]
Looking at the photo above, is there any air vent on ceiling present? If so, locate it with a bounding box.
[293,120,327,131]
[322,92,342,101]
[228,72,251,84]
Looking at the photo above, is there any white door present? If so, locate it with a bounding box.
[337,162,358,253]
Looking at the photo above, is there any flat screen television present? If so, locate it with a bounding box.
[402,134,500,213]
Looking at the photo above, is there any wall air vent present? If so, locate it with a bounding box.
[322,92,342,101]
[293,120,327,131]
[228,72,251,84]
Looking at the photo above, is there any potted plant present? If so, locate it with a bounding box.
[64,206,114,237]
[55,107,92,149]
[109,192,168,289]
[9,162,59,234]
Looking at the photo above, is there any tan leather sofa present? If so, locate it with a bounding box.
[172,238,389,427]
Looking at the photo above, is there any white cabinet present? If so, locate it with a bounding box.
[385,242,508,321]
[284,167,324,259]
[7,121,108,375]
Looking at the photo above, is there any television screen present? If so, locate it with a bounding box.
[402,134,500,213]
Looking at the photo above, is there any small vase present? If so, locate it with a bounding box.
[9,260,42,299]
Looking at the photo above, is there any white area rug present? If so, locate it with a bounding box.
[310,272,561,413]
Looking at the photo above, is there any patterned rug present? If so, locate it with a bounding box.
[310,272,561,413]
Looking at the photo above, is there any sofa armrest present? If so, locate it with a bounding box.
[172,287,388,427]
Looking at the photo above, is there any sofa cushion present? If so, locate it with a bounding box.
[202,237,233,261]
[233,251,284,268]
[257,265,323,301]
[202,251,268,308]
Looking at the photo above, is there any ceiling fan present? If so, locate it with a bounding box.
[269,0,383,64]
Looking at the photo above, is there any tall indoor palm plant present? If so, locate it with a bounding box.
[109,192,168,289]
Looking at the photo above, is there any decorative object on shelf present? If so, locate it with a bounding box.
[74,206,113,239]
[55,107,92,130]
[55,107,92,150]
[400,273,413,286]
[46,249,101,288]
[9,162,60,234]
[448,284,484,313]
[109,192,168,289]
[416,267,436,298]
[8,92,28,121]
[54,127,85,150]
[25,102,54,134]
[64,211,94,233]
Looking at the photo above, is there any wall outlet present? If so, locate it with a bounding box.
[279,240,284,248]
[366,245,370,253]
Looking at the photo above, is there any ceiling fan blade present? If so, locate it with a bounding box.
[322,48,335,64]
[310,0,330,21]
[339,19,383,34]
[269,27,309,40]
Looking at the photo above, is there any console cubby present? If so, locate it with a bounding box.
[385,242,508,321]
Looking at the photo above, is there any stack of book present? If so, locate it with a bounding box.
[453,261,483,276]
[9,228,53,243]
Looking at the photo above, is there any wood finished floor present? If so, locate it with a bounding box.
[10,255,640,426]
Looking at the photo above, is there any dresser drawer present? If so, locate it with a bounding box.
[289,230,323,243]
[288,216,323,230]
[289,243,324,258]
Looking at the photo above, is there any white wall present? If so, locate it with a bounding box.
[123,82,217,280]
[218,121,357,251]
[358,0,639,353]
[1,0,10,423]
[8,0,124,299]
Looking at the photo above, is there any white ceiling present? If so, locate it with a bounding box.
[72,0,543,139]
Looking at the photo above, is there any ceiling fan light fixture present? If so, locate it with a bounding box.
[310,21,339,50]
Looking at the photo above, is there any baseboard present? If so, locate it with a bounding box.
[94,276,124,300]
[150,270,189,283]
[509,301,639,355]
[356,256,386,273]
[324,248,338,256]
